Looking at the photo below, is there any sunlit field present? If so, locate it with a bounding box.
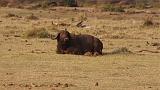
[0,7,160,90]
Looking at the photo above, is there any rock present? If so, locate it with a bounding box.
[157,47,160,50]
[8,49,12,51]
[151,42,160,46]
[14,35,21,37]
[6,72,13,75]
[25,40,28,42]
[95,82,99,86]
[8,83,15,86]
[54,83,61,87]
[136,45,141,48]
[31,50,34,53]
[148,86,152,88]
[26,43,32,45]
[63,83,69,87]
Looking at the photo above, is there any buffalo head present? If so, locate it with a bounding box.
[55,29,71,45]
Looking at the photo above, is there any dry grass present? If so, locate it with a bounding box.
[26,14,39,20]
[4,13,22,18]
[25,27,51,38]
[108,47,133,54]
[143,17,154,26]
[0,7,160,90]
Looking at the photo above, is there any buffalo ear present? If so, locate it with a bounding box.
[55,33,60,40]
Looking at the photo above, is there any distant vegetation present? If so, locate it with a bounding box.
[133,0,160,9]
[0,0,159,8]
[102,4,125,12]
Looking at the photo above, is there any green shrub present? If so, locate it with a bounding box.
[102,4,125,12]
[65,0,78,7]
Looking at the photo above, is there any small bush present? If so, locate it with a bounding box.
[41,1,48,8]
[5,13,22,18]
[133,0,155,9]
[65,0,78,7]
[143,18,154,26]
[26,14,39,20]
[6,13,16,17]
[111,47,133,54]
[25,28,50,38]
[102,4,125,12]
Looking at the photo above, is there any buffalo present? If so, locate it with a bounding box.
[55,29,103,56]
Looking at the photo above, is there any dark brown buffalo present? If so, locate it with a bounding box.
[55,30,103,55]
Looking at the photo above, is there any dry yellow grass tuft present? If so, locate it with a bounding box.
[26,13,39,20]
[25,27,51,38]
[143,17,154,26]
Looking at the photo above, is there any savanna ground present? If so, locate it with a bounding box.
[0,6,160,90]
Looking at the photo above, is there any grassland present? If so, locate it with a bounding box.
[0,7,160,90]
